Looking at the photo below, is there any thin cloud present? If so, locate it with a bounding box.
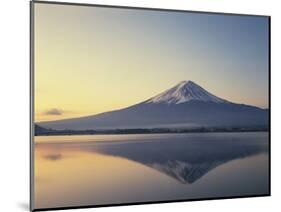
[43,154,62,161]
[43,108,64,116]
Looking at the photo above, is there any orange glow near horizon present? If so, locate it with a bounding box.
[34,3,269,122]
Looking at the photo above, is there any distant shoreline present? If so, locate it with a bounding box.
[34,127,269,136]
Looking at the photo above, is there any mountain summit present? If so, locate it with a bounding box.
[146,80,227,104]
[38,80,268,130]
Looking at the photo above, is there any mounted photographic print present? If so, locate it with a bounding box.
[30,1,270,211]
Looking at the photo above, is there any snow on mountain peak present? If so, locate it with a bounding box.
[146,80,227,104]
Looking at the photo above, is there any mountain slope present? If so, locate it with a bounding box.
[37,81,268,130]
[34,124,56,135]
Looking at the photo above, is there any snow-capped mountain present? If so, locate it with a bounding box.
[37,80,268,130]
[145,80,227,104]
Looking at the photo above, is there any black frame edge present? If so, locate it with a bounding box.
[30,1,35,211]
[32,194,270,212]
[268,16,271,196]
[32,0,270,18]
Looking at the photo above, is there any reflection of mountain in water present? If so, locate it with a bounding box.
[39,134,268,184]
[149,160,222,184]
[90,137,268,184]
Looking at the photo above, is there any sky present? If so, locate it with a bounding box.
[34,3,269,122]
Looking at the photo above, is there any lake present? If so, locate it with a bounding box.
[34,132,269,209]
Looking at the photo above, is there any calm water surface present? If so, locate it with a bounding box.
[34,132,269,209]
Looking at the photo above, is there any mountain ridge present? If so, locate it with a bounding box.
[37,81,268,130]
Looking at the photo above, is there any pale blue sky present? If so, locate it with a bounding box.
[35,3,269,120]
